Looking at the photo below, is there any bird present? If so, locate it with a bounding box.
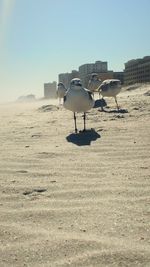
[98,79,121,110]
[57,82,67,105]
[88,73,101,97]
[63,78,95,133]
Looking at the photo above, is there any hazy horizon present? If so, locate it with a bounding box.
[0,0,150,103]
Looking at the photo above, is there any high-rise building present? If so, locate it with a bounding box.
[58,70,79,89]
[44,81,57,98]
[58,60,125,89]
[113,72,124,84]
[124,56,150,85]
[79,60,114,87]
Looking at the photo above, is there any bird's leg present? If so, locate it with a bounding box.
[98,92,104,111]
[83,112,86,131]
[114,96,119,111]
[73,112,77,133]
[101,97,104,111]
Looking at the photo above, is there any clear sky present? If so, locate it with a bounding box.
[0,0,150,103]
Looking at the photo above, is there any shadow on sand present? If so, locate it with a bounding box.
[66,128,100,146]
[94,100,128,114]
[98,108,128,114]
[94,99,107,108]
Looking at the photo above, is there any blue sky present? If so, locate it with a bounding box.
[0,0,150,102]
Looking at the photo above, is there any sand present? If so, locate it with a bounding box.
[0,85,150,267]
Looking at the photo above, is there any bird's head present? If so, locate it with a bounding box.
[57,82,66,89]
[70,78,82,87]
[58,82,64,87]
[109,79,121,87]
[91,73,98,80]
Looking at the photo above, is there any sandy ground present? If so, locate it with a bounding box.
[0,84,150,267]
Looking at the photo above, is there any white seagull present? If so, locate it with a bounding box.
[88,73,101,97]
[63,78,95,133]
[98,79,121,110]
[57,82,67,105]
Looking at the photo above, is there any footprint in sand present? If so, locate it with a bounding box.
[23,188,47,196]
[31,133,41,138]
[38,105,59,112]
[38,152,58,158]
[17,170,28,173]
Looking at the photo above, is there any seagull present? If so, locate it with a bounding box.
[63,78,95,133]
[88,73,101,97]
[98,79,121,110]
[57,82,67,105]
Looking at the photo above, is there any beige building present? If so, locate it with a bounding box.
[79,61,108,87]
[113,72,124,84]
[124,56,150,85]
[58,70,79,89]
[44,82,57,98]
[58,60,124,89]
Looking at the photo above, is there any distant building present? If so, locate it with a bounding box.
[79,61,108,87]
[58,73,70,89]
[113,72,124,84]
[44,82,57,98]
[58,70,79,89]
[124,56,150,85]
[58,60,124,89]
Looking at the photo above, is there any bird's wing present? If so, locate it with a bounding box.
[85,88,93,100]
[99,83,109,92]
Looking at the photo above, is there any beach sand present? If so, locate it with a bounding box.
[0,85,150,266]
